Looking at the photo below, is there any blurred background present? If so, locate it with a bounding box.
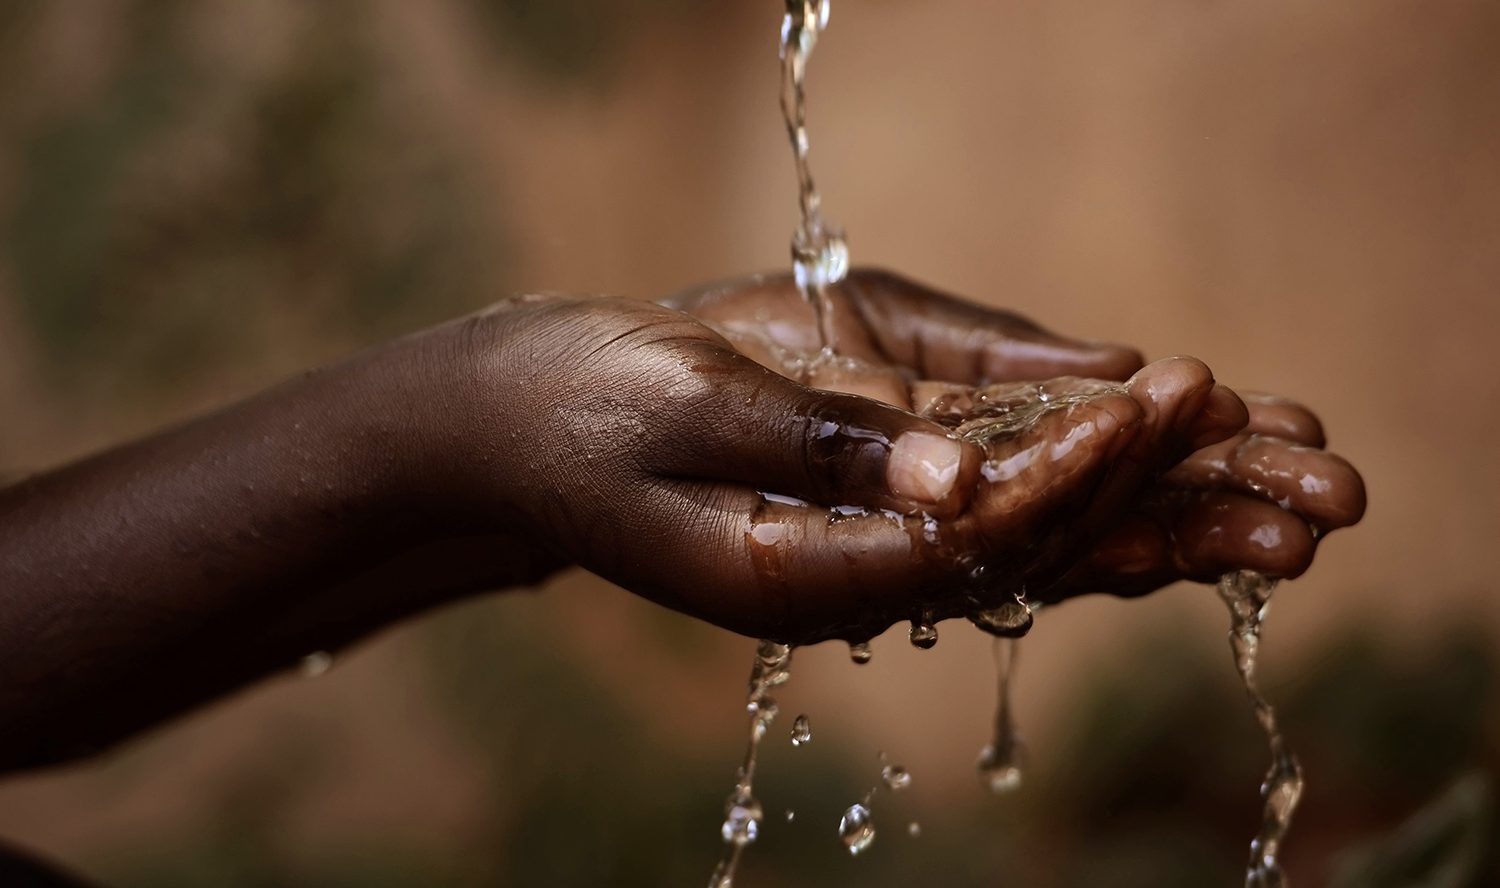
[1,0,1498,885]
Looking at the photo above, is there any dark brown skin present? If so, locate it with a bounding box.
[0,268,1365,774]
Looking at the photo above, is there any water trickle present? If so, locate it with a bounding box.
[977,637,1025,794]
[780,0,847,352]
[1219,570,1303,888]
[848,641,874,665]
[838,802,876,855]
[721,791,764,845]
[708,640,793,888]
[908,613,938,649]
[791,713,812,747]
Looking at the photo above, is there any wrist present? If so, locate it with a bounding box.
[385,300,560,542]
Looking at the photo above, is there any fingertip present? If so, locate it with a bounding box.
[1241,392,1328,448]
[1185,383,1250,450]
[1176,493,1317,580]
[887,430,977,517]
[1126,356,1217,446]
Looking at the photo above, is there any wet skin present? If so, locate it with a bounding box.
[669,270,1364,637]
[0,268,1364,772]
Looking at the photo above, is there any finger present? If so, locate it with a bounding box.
[603,484,946,642]
[841,268,1145,383]
[1240,391,1327,447]
[956,390,1143,555]
[650,342,982,517]
[1162,434,1367,530]
[1170,491,1318,580]
[1036,515,1177,602]
[1040,489,1320,601]
[1019,357,1223,582]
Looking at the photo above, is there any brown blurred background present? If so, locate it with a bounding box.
[1,1,1498,885]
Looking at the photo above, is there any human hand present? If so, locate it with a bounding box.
[667,269,1365,617]
[443,269,1354,643]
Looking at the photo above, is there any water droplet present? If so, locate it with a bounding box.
[298,651,333,677]
[908,617,938,649]
[968,598,1034,638]
[721,791,764,846]
[881,763,911,791]
[790,713,812,746]
[848,641,873,665]
[978,744,1024,794]
[785,809,796,823]
[838,802,876,855]
[792,229,849,291]
[907,821,921,838]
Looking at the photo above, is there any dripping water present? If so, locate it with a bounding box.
[791,713,812,746]
[908,611,939,649]
[838,800,876,855]
[708,640,793,888]
[1219,570,1303,888]
[977,636,1025,794]
[881,761,912,791]
[298,650,334,678]
[836,751,912,857]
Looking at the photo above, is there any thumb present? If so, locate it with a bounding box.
[651,348,981,517]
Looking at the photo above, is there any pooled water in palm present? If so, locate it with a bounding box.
[709,640,793,888]
[781,0,847,352]
[1219,570,1304,888]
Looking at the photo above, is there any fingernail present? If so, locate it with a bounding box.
[888,432,964,507]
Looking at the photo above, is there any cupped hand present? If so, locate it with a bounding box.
[665,269,1365,623]
[446,269,1362,643]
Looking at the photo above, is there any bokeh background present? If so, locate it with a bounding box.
[2,1,1498,885]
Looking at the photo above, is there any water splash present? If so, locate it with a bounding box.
[1219,570,1303,888]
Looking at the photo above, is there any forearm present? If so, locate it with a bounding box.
[0,320,550,772]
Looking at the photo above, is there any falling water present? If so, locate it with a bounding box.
[1219,570,1304,888]
[780,0,848,352]
[977,637,1025,794]
[709,640,794,888]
